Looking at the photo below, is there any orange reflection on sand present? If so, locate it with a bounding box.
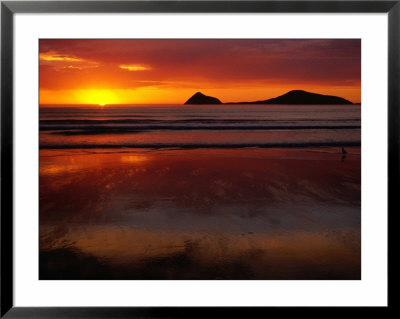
[40,225,360,279]
[120,154,149,163]
[46,226,360,263]
[40,164,81,176]
[40,147,361,279]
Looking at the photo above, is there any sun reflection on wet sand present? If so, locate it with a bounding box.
[120,154,149,163]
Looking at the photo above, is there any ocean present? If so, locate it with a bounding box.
[39,104,361,149]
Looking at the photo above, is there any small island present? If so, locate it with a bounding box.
[184,92,222,105]
[184,90,353,105]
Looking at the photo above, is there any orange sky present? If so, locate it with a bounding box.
[39,39,361,105]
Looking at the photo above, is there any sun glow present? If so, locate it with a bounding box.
[79,89,119,105]
[39,40,361,105]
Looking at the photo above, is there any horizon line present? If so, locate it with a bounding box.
[39,102,362,106]
[39,89,359,106]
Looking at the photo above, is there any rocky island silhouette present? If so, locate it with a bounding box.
[184,92,222,105]
[184,90,353,105]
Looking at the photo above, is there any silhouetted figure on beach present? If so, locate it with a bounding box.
[342,147,347,154]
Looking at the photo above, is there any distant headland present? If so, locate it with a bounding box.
[184,90,353,105]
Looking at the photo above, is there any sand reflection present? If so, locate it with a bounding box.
[40,148,361,279]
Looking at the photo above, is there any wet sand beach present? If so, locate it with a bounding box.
[39,147,361,280]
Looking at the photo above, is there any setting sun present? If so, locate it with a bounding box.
[79,89,119,105]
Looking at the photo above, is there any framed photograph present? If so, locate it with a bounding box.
[1,0,396,317]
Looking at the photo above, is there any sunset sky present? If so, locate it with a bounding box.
[39,39,361,105]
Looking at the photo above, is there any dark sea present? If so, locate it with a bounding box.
[39,104,361,149]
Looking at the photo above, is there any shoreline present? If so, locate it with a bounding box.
[39,146,361,156]
[39,143,361,150]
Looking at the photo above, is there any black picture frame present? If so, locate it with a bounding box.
[1,0,397,317]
